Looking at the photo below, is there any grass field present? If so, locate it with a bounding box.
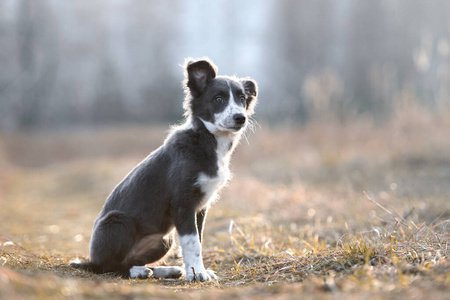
[1,112,449,299]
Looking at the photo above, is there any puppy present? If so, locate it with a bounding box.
[71,57,258,281]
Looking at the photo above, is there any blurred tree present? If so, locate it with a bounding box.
[93,57,127,123]
[2,0,450,130]
[15,0,58,129]
[268,0,338,122]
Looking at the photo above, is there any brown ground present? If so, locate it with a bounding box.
[1,112,449,299]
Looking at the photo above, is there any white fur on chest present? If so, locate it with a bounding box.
[196,134,235,207]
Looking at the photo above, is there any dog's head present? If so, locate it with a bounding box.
[183,58,258,134]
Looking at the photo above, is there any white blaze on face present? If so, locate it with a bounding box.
[199,81,247,135]
[214,88,247,132]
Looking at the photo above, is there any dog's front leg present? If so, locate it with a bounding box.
[176,208,217,282]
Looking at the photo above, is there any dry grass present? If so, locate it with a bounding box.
[0,112,449,299]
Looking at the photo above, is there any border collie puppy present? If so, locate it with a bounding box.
[71,58,258,282]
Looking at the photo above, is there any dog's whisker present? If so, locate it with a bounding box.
[242,130,251,145]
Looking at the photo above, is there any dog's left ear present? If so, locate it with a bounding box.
[241,78,258,115]
[185,58,218,98]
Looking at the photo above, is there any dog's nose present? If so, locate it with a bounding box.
[233,114,246,125]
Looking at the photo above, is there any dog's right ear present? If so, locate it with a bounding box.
[185,58,217,98]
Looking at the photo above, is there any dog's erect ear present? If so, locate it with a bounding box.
[185,58,218,98]
[241,78,258,115]
[242,79,258,97]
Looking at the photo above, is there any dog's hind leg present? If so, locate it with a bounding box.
[85,210,146,277]
[124,232,183,279]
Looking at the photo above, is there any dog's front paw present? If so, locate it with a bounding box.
[186,268,218,282]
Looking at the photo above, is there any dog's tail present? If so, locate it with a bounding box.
[70,259,131,277]
[70,260,104,274]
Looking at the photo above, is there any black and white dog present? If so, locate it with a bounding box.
[71,58,258,282]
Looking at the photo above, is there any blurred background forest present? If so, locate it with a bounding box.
[1,0,450,131]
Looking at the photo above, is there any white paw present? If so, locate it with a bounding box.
[185,268,218,282]
[129,266,152,279]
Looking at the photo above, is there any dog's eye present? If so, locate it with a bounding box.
[215,96,223,103]
[240,95,246,105]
